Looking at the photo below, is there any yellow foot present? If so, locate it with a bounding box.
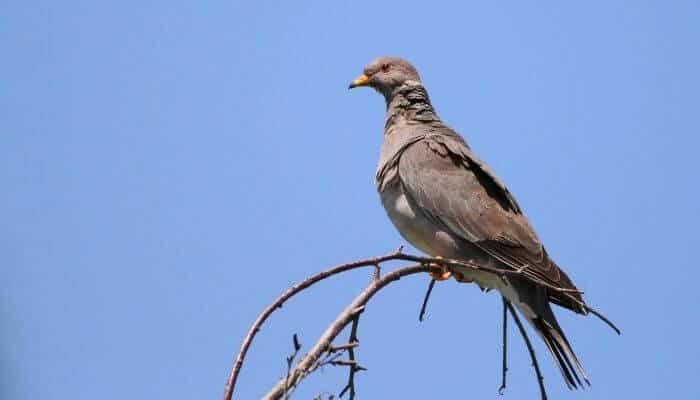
[428,256,451,281]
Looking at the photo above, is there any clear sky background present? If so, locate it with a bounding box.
[3,1,699,399]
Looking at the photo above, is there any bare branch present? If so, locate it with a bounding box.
[506,301,547,400]
[223,248,618,399]
[418,279,436,322]
[498,296,508,395]
[223,248,409,400]
[586,306,621,335]
[283,334,302,400]
[327,342,359,353]
[307,351,344,376]
[338,313,362,399]
[386,254,584,295]
[261,263,437,400]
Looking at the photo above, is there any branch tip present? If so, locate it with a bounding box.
[418,279,437,322]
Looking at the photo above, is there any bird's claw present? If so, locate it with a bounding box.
[428,256,451,281]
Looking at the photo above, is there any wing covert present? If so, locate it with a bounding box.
[397,134,583,308]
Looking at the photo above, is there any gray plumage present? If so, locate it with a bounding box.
[350,56,590,389]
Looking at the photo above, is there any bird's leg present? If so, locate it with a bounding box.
[428,256,451,281]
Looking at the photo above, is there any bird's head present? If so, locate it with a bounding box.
[348,56,421,98]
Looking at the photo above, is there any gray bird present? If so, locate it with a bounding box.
[349,56,593,389]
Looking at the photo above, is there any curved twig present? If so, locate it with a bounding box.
[585,306,621,335]
[261,263,437,400]
[224,249,618,399]
[506,301,547,400]
[223,248,408,400]
[418,279,437,322]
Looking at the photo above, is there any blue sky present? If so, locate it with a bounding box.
[3,1,699,399]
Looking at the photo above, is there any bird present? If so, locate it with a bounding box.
[348,56,603,390]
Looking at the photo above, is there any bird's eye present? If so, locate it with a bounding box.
[381,63,390,72]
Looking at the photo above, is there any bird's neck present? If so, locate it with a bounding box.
[384,83,440,131]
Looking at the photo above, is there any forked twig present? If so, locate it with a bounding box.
[283,334,302,400]
[224,249,618,400]
[261,263,438,399]
[223,248,407,400]
[338,314,365,399]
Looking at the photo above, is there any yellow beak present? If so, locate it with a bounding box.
[348,74,370,89]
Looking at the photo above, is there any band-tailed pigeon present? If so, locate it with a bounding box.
[349,56,595,389]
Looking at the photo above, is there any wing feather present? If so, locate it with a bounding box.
[397,133,584,310]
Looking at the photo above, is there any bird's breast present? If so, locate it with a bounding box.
[379,181,455,257]
[379,180,518,300]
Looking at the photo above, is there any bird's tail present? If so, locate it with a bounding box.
[530,310,590,390]
[508,277,591,389]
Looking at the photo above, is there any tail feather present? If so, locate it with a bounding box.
[508,277,591,389]
[532,317,590,390]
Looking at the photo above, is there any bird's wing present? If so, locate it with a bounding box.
[397,133,583,309]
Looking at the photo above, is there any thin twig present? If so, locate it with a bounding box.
[506,301,547,400]
[283,334,302,400]
[327,342,359,353]
[426,256,621,335]
[307,351,345,376]
[393,254,583,295]
[418,279,436,322]
[223,248,407,400]
[339,313,363,399]
[285,332,356,398]
[498,296,508,395]
[261,263,438,399]
[224,249,618,400]
[587,306,621,335]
